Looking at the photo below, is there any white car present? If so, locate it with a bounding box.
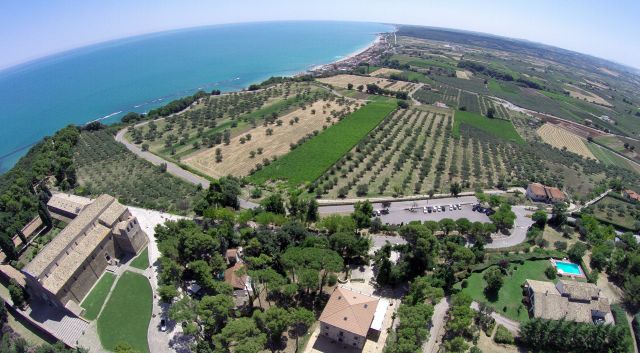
[449,205,454,211]
[456,204,462,210]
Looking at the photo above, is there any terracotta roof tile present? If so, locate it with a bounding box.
[319,287,379,337]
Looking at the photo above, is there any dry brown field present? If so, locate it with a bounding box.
[584,79,610,90]
[455,70,472,79]
[536,123,596,159]
[370,68,403,77]
[183,100,362,178]
[564,84,612,107]
[317,74,416,92]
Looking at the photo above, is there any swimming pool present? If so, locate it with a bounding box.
[555,261,583,276]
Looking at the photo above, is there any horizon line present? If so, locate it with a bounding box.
[1,19,638,74]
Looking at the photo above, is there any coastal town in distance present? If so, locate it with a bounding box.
[1,3,640,353]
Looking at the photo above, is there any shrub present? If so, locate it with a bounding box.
[554,241,567,250]
[158,285,178,303]
[8,279,28,309]
[568,241,587,263]
[545,266,557,280]
[494,325,514,344]
[327,273,338,286]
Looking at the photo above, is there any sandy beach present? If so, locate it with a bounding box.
[308,33,385,72]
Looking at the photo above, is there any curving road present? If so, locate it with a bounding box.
[114,128,259,209]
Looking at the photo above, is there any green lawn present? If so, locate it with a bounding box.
[453,110,524,144]
[130,247,149,270]
[586,143,640,173]
[461,260,551,322]
[402,71,435,84]
[488,79,519,95]
[250,99,397,185]
[98,271,152,353]
[80,273,116,320]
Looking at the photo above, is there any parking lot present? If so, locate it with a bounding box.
[320,196,489,225]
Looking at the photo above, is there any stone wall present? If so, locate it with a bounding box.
[320,322,365,349]
[59,235,115,305]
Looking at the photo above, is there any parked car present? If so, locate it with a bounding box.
[160,319,167,332]
[485,209,496,216]
[449,205,454,211]
[373,210,381,216]
[381,209,389,215]
[456,204,462,210]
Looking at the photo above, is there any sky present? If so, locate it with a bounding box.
[1,0,639,70]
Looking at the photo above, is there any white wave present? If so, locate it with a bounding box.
[90,110,122,123]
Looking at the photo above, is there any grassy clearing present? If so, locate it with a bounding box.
[80,272,116,321]
[98,271,152,353]
[488,79,519,95]
[453,110,524,144]
[462,260,551,322]
[250,99,397,185]
[130,247,149,270]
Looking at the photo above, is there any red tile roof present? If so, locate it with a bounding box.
[625,190,640,201]
[224,262,247,290]
[319,287,379,337]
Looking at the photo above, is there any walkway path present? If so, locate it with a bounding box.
[470,301,521,335]
[422,297,450,353]
[127,206,187,353]
[115,126,258,210]
[571,189,612,213]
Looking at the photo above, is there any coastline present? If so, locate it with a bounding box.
[0,24,393,174]
[308,34,383,72]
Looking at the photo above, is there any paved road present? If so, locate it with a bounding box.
[470,301,521,335]
[572,189,612,213]
[322,197,533,249]
[422,297,450,353]
[485,205,534,249]
[115,128,258,210]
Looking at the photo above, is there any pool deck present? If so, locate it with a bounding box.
[550,258,586,279]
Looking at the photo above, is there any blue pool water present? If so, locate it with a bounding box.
[556,261,582,275]
[0,21,394,173]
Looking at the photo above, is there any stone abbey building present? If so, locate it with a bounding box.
[3,194,148,311]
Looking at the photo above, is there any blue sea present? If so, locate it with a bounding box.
[0,21,393,173]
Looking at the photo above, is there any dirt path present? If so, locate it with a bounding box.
[471,301,521,335]
[422,297,450,353]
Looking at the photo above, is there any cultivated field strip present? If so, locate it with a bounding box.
[313,106,560,198]
[536,123,596,159]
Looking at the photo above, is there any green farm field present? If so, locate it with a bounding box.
[250,99,397,185]
[453,110,524,144]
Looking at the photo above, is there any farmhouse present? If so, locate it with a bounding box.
[319,286,389,350]
[526,183,567,203]
[0,194,148,312]
[224,259,252,307]
[524,279,613,324]
[623,189,640,203]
